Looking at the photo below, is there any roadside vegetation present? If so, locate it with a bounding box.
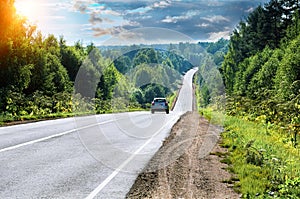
[198,106,300,198]
[1,1,211,125]
[195,0,300,198]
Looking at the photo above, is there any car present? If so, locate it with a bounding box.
[150,97,169,114]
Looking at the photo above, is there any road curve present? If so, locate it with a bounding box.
[0,68,198,199]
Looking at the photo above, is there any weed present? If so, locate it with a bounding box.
[199,109,300,198]
[210,151,227,157]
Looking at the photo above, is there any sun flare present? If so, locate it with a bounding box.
[14,0,39,22]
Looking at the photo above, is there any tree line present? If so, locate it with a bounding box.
[1,1,206,123]
[194,39,229,108]
[213,1,300,197]
[221,0,300,130]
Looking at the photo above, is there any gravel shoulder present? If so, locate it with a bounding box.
[126,111,240,199]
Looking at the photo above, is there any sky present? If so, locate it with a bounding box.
[14,0,269,46]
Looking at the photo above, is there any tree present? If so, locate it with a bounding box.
[131,89,144,104]
[144,84,166,103]
[60,40,84,81]
[275,35,300,101]
[114,55,131,74]
[43,53,71,95]
[133,53,150,66]
[101,64,118,100]
[44,34,60,57]
[75,58,100,98]
[146,48,158,63]
[133,65,153,87]
[246,47,275,99]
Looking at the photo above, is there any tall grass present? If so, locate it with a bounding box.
[221,115,300,198]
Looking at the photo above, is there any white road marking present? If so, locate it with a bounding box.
[0,120,115,153]
[85,115,180,199]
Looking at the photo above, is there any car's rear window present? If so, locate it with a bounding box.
[154,99,166,102]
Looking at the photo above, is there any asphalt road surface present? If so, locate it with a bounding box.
[0,68,198,199]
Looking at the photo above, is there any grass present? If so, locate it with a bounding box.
[199,108,300,198]
[167,91,178,110]
[225,116,300,198]
[0,107,147,127]
[0,111,91,126]
[199,107,226,126]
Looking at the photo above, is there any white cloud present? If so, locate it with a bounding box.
[246,7,255,13]
[126,0,171,15]
[93,26,123,37]
[202,15,230,23]
[162,16,177,23]
[196,23,210,28]
[208,30,230,41]
[152,0,171,9]
[126,6,151,15]
[162,10,199,23]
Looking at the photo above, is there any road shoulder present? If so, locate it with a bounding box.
[126,111,240,198]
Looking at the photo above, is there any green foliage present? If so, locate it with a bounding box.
[76,58,100,98]
[222,1,300,94]
[221,115,300,198]
[194,48,226,111]
[60,37,85,81]
[278,177,300,197]
[206,38,229,55]
[233,48,273,98]
[0,1,229,124]
[43,53,71,95]
[127,63,178,106]
[221,1,300,143]
[133,53,150,66]
[133,64,153,87]
[111,46,195,76]
[204,4,300,195]
[274,34,300,102]
[131,89,144,105]
[114,55,131,73]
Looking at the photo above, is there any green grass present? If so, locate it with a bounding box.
[199,107,225,125]
[167,91,178,110]
[199,108,300,198]
[0,111,92,126]
[0,106,147,126]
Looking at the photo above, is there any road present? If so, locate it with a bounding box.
[0,68,198,199]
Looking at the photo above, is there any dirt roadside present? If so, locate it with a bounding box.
[126,111,240,199]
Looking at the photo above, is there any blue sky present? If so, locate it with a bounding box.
[15,0,269,45]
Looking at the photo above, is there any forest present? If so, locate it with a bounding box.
[212,0,300,197]
[221,0,300,128]
[0,0,215,124]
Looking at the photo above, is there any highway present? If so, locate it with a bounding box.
[0,68,198,199]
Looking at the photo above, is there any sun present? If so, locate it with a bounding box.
[14,0,39,22]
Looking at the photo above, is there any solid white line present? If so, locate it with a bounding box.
[0,120,115,153]
[85,115,180,199]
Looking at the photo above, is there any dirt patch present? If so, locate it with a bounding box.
[126,112,240,199]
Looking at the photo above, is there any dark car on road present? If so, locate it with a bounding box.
[150,98,169,114]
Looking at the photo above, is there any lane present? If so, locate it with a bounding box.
[84,114,180,199]
[173,68,197,113]
[68,68,198,198]
[0,117,77,149]
[0,113,149,151]
[0,68,198,198]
